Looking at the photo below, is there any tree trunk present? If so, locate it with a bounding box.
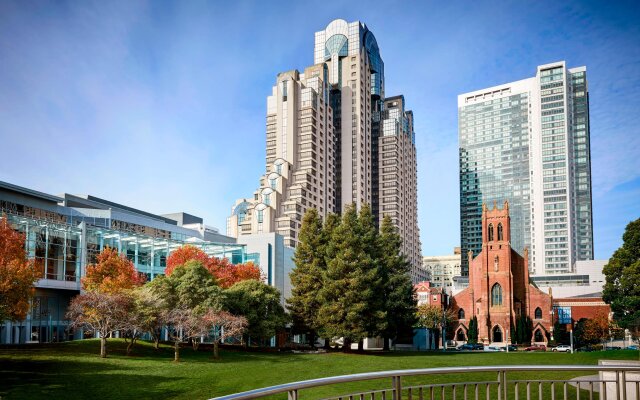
[174,341,180,362]
[342,338,351,352]
[309,332,316,348]
[191,338,199,351]
[127,337,137,356]
[358,338,364,351]
[153,336,160,350]
[383,337,390,351]
[324,338,330,349]
[100,337,107,358]
[213,341,220,359]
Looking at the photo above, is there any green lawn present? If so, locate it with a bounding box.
[0,340,638,400]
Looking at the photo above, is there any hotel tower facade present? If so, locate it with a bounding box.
[227,19,423,280]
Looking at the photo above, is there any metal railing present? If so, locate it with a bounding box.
[210,365,640,400]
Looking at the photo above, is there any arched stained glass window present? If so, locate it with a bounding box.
[488,224,494,242]
[491,283,503,306]
[497,223,504,241]
[535,307,542,319]
[458,309,465,320]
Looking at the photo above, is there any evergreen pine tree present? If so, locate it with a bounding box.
[356,204,387,350]
[378,215,416,350]
[288,208,325,347]
[318,204,375,351]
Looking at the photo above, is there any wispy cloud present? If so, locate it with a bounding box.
[0,0,638,257]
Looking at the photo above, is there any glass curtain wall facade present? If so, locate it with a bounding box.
[459,86,532,273]
[459,62,594,276]
[2,211,250,345]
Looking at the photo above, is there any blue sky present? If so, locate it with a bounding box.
[0,1,638,260]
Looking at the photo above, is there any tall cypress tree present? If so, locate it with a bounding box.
[288,208,325,347]
[378,215,416,350]
[318,204,374,350]
[467,316,478,344]
[356,204,387,350]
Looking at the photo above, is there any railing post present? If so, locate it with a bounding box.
[503,371,508,400]
[620,371,626,400]
[288,389,298,400]
[392,376,402,400]
[497,372,502,400]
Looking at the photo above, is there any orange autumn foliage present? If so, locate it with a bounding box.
[165,245,262,288]
[0,216,38,321]
[165,245,210,276]
[209,258,262,289]
[82,247,146,293]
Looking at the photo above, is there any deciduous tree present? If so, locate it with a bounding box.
[211,259,262,289]
[165,244,262,288]
[82,247,145,293]
[121,287,167,354]
[0,216,37,322]
[603,218,640,329]
[164,307,210,362]
[204,310,247,359]
[66,291,131,358]
[583,313,611,345]
[165,245,210,276]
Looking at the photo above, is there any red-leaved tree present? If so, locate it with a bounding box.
[165,245,262,288]
[212,260,262,289]
[82,247,145,293]
[0,215,38,322]
[165,245,210,276]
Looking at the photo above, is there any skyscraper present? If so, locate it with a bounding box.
[459,61,593,276]
[228,19,422,280]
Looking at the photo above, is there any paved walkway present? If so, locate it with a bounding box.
[569,375,600,393]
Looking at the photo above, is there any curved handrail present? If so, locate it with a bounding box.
[210,364,640,400]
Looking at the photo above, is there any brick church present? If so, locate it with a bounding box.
[450,201,553,345]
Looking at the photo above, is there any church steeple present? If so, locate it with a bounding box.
[482,201,511,244]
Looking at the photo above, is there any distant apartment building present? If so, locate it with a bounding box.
[459,61,594,276]
[422,247,462,290]
[228,19,422,280]
[415,281,447,307]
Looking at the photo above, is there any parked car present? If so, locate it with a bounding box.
[604,346,622,350]
[627,345,638,350]
[457,343,475,351]
[524,344,546,352]
[484,345,502,352]
[577,346,595,352]
[472,343,485,350]
[552,345,572,352]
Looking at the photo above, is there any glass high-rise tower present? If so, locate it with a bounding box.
[228,19,423,280]
[459,61,593,276]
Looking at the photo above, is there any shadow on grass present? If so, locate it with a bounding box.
[0,358,184,400]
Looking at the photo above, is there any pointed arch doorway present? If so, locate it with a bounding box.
[492,325,503,343]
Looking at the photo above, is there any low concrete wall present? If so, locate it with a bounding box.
[599,359,640,399]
